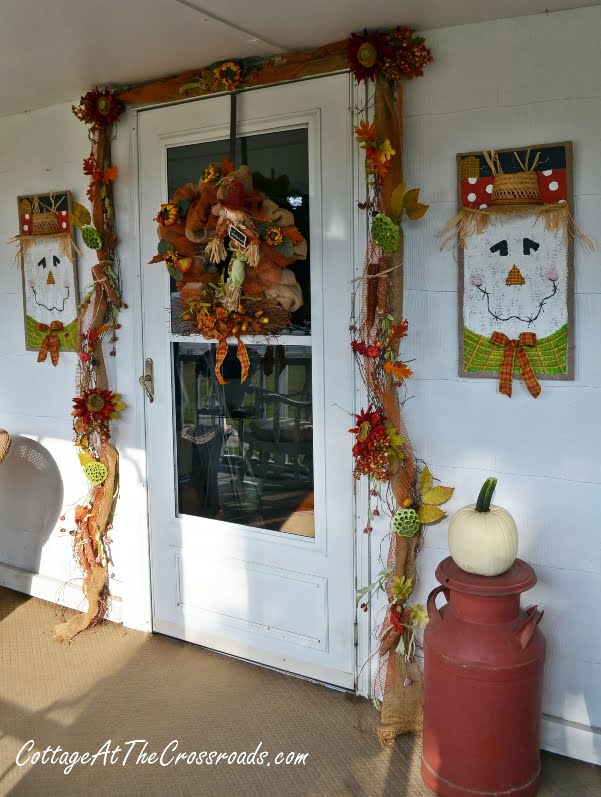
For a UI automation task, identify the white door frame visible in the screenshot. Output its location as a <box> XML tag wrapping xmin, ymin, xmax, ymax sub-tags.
<box><xmin>119</xmin><ymin>74</ymin><xmax>372</xmax><ymax>693</ymax></box>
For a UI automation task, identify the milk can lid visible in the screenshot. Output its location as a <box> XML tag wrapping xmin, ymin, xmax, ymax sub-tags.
<box><xmin>435</xmin><ymin>557</ymin><xmax>537</xmax><ymax>597</ymax></box>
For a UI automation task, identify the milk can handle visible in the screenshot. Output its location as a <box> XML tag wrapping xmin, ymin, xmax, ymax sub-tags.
<box><xmin>427</xmin><ymin>585</ymin><xmax>450</xmax><ymax>625</ymax></box>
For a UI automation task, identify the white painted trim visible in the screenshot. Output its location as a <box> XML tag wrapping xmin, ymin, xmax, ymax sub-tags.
<box><xmin>113</xmin><ymin>108</ymin><xmax>153</xmax><ymax>633</ymax></box>
<box><xmin>541</xmin><ymin>714</ymin><xmax>601</xmax><ymax>766</ymax></box>
<box><xmin>0</xmin><ymin>562</ymin><xmax>122</xmax><ymax>623</ymax></box>
<box><xmin>351</xmin><ymin>78</ymin><xmax>372</xmax><ymax>699</ymax></box>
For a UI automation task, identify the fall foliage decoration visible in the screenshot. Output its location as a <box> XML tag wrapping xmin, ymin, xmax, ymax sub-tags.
<box><xmin>348</xmin><ymin>26</ymin><xmax>441</xmax><ymax>746</ymax></box>
<box><xmin>54</xmin><ymin>88</ymin><xmax>125</xmax><ymax>642</ymax></box>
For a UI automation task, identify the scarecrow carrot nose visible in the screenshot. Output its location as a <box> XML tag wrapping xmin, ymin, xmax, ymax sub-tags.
<box><xmin>505</xmin><ymin>265</ymin><xmax>525</xmax><ymax>286</ymax></box>
<box><xmin>46</xmin><ymin>270</ymin><xmax>55</xmax><ymax>285</ymax></box>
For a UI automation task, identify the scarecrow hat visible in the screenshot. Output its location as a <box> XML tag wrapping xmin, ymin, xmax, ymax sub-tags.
<box><xmin>486</xmin><ymin>149</ymin><xmax>542</xmax><ymax>206</ymax></box>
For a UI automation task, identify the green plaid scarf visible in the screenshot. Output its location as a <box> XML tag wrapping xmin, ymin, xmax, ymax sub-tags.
<box><xmin>464</xmin><ymin>324</ymin><xmax>568</xmax><ymax>375</ymax></box>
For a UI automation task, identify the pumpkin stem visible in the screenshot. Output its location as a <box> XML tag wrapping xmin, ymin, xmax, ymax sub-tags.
<box><xmin>475</xmin><ymin>478</ymin><xmax>497</xmax><ymax>512</ymax></box>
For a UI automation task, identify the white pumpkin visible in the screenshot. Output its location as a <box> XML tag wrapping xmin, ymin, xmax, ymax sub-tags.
<box><xmin>448</xmin><ymin>478</ymin><xmax>518</xmax><ymax>577</ymax></box>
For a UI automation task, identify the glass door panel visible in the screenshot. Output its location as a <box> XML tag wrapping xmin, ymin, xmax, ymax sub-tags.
<box><xmin>166</xmin><ymin>127</ymin><xmax>314</xmax><ymax>536</ymax></box>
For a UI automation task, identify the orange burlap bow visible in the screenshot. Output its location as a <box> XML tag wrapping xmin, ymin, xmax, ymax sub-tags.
<box><xmin>36</xmin><ymin>320</ymin><xmax>64</xmax><ymax>366</ymax></box>
<box><xmin>490</xmin><ymin>331</ymin><xmax>541</xmax><ymax>398</ymax></box>
<box><xmin>215</xmin><ymin>337</ymin><xmax>250</xmax><ymax>385</ymax></box>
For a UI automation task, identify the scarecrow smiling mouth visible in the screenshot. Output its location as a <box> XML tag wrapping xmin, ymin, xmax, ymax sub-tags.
<box><xmin>470</xmin><ymin>263</ymin><xmax>559</xmax><ymax>326</ymax></box>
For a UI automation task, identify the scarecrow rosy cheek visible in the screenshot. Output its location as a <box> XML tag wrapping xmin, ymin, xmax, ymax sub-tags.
<box><xmin>28</xmin><ymin>278</ymin><xmax>35</xmax><ymax>289</ymax></box>
<box><xmin>470</xmin><ymin>274</ymin><xmax>484</xmax><ymax>287</ymax></box>
<box><xmin>63</xmin><ymin>280</ymin><xmax>70</xmax><ymax>289</ymax></box>
<box><xmin>545</xmin><ymin>267</ymin><xmax>559</xmax><ymax>281</ymax></box>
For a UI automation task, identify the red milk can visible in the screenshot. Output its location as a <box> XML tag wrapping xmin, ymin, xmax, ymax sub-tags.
<box><xmin>422</xmin><ymin>557</ymin><xmax>545</xmax><ymax>797</ymax></box>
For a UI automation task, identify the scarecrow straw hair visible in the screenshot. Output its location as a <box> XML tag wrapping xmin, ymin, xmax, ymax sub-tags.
<box><xmin>439</xmin><ymin>203</ymin><xmax>594</xmax><ymax>252</ymax></box>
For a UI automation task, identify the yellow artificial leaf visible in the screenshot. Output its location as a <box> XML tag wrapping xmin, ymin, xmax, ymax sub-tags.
<box><xmin>422</xmin><ymin>486</ymin><xmax>455</xmax><ymax>506</ymax></box>
<box><xmin>408</xmin><ymin>604</ymin><xmax>429</xmax><ymax>628</ymax></box>
<box><xmin>406</xmin><ymin>202</ymin><xmax>429</xmax><ymax>220</ymax></box>
<box><xmin>391</xmin><ymin>575</ymin><xmax>413</xmax><ymax>604</ymax></box>
<box><xmin>71</xmin><ymin>202</ymin><xmax>91</xmax><ymax>228</ymax></box>
<box><xmin>77</xmin><ymin>447</ymin><xmax>94</xmax><ymax>468</ymax></box>
<box><xmin>390</xmin><ymin>181</ymin><xmax>407</xmax><ymax>220</ymax></box>
<box><xmin>403</xmin><ymin>188</ymin><xmax>421</xmax><ymax>207</ymax></box>
<box><xmin>419</xmin><ymin>465</ymin><xmax>433</xmax><ymax>495</ymax></box>
<box><xmin>418</xmin><ymin>505</ymin><xmax>447</xmax><ymax>524</ymax></box>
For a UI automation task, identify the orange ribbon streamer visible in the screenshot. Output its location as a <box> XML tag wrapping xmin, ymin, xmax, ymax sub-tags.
<box><xmin>36</xmin><ymin>320</ymin><xmax>64</xmax><ymax>366</ymax></box>
<box><xmin>214</xmin><ymin>337</ymin><xmax>251</xmax><ymax>385</ymax></box>
<box><xmin>490</xmin><ymin>331</ymin><xmax>541</xmax><ymax>398</ymax></box>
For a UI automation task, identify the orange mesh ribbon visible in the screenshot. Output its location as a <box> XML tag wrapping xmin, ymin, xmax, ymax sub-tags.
<box><xmin>36</xmin><ymin>321</ymin><xmax>64</xmax><ymax>366</ymax></box>
<box><xmin>214</xmin><ymin>337</ymin><xmax>251</xmax><ymax>385</ymax></box>
<box><xmin>491</xmin><ymin>331</ymin><xmax>541</xmax><ymax>398</ymax></box>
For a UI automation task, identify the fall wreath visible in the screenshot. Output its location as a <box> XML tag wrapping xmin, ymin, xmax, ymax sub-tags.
<box><xmin>150</xmin><ymin>161</ymin><xmax>307</xmax><ymax>383</ymax></box>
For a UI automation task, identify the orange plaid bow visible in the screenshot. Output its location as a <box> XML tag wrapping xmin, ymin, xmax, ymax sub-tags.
<box><xmin>490</xmin><ymin>331</ymin><xmax>541</xmax><ymax>399</ymax></box>
<box><xmin>36</xmin><ymin>320</ymin><xmax>64</xmax><ymax>366</ymax></box>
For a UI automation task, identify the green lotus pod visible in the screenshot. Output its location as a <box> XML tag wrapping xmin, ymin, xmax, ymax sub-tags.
<box><xmin>393</xmin><ymin>507</ymin><xmax>420</xmax><ymax>537</ymax></box>
<box><xmin>83</xmin><ymin>461</ymin><xmax>107</xmax><ymax>485</ymax></box>
<box><xmin>371</xmin><ymin>214</ymin><xmax>400</xmax><ymax>254</ymax></box>
<box><xmin>81</xmin><ymin>225</ymin><xmax>103</xmax><ymax>250</ymax></box>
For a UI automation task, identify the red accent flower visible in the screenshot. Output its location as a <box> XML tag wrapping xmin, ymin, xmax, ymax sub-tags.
<box><xmin>349</xmin><ymin>404</ymin><xmax>390</xmax><ymax>481</ymax></box>
<box><xmin>347</xmin><ymin>30</ymin><xmax>391</xmax><ymax>83</ymax></box>
<box><xmin>364</xmin><ymin>344</ymin><xmax>382</xmax><ymax>359</ymax></box>
<box><xmin>389</xmin><ymin>605</ymin><xmax>405</xmax><ymax>633</ymax></box>
<box><xmin>72</xmin><ymin>388</ymin><xmax>123</xmax><ymax>439</ymax></box>
<box><xmin>351</xmin><ymin>340</ymin><xmax>367</xmax><ymax>355</ymax></box>
<box><xmin>73</xmin><ymin>88</ymin><xmax>124</xmax><ymax>128</ymax></box>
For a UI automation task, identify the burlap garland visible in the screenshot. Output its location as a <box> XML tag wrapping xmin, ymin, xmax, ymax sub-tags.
<box><xmin>365</xmin><ymin>78</ymin><xmax>425</xmax><ymax>745</ymax></box>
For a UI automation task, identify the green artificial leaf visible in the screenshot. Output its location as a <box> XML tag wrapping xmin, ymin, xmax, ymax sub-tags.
<box><xmin>419</xmin><ymin>465</ymin><xmax>433</xmax><ymax>495</ymax></box>
<box><xmin>166</xmin><ymin>265</ymin><xmax>183</xmax><ymax>282</ymax></box>
<box><xmin>422</xmin><ymin>486</ymin><xmax>455</xmax><ymax>506</ymax></box>
<box><xmin>70</xmin><ymin>202</ymin><xmax>91</xmax><ymax>228</ymax></box>
<box><xmin>418</xmin><ymin>505</ymin><xmax>446</xmax><ymax>524</ymax></box>
<box><xmin>395</xmin><ymin>636</ymin><xmax>406</xmax><ymax>655</ymax></box>
<box><xmin>390</xmin><ymin>181</ymin><xmax>407</xmax><ymax>220</ymax></box>
<box><xmin>157</xmin><ymin>239</ymin><xmax>175</xmax><ymax>256</ymax></box>
<box><xmin>178</xmin><ymin>198</ymin><xmax>192</xmax><ymax>217</ymax></box>
<box><xmin>408</xmin><ymin>604</ymin><xmax>429</xmax><ymax>628</ymax></box>
<box><xmin>355</xmin><ymin>585</ymin><xmax>372</xmax><ymax>606</ymax></box>
<box><xmin>373</xmin><ymin>697</ymin><xmax>382</xmax><ymax>712</ymax></box>
<box><xmin>276</xmin><ymin>237</ymin><xmax>294</xmax><ymax>257</ymax></box>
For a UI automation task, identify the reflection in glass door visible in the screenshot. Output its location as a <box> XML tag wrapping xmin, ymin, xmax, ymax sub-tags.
<box><xmin>167</xmin><ymin>129</ymin><xmax>315</xmax><ymax>536</ymax></box>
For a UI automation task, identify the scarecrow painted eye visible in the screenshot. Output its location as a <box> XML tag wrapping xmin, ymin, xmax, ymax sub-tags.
<box><xmin>489</xmin><ymin>240</ymin><xmax>508</xmax><ymax>257</ymax></box>
<box><xmin>523</xmin><ymin>238</ymin><xmax>540</xmax><ymax>256</ymax></box>
<box><xmin>37</xmin><ymin>257</ymin><xmax>47</xmax><ymax>268</ymax></box>
<box><xmin>53</xmin><ymin>255</ymin><xmax>61</xmax><ymax>267</ymax></box>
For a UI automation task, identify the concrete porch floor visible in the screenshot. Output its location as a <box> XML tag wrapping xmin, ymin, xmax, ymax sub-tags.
<box><xmin>0</xmin><ymin>586</ymin><xmax>599</xmax><ymax>796</ymax></box>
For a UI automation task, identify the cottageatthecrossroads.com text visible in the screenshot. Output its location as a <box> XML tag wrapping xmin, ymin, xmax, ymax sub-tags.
<box><xmin>16</xmin><ymin>740</ymin><xmax>309</xmax><ymax>774</ymax></box>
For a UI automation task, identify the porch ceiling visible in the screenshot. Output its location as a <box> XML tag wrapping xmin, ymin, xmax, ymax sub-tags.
<box><xmin>2</xmin><ymin>0</ymin><xmax>598</xmax><ymax>117</ymax></box>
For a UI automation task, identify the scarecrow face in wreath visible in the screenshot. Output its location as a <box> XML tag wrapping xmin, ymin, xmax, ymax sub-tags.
<box><xmin>464</xmin><ymin>211</ymin><xmax>568</xmax><ymax>340</ymax></box>
<box><xmin>24</xmin><ymin>237</ymin><xmax>76</xmax><ymax>326</ymax></box>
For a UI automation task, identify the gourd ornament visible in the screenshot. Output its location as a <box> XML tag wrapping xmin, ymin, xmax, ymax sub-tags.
<box><xmin>448</xmin><ymin>478</ymin><xmax>518</xmax><ymax>577</ymax></box>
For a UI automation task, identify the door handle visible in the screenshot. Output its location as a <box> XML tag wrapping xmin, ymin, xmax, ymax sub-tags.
<box><xmin>139</xmin><ymin>358</ymin><xmax>154</xmax><ymax>403</ymax></box>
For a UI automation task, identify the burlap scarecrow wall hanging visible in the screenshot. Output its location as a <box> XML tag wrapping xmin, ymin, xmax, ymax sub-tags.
<box><xmin>15</xmin><ymin>191</ymin><xmax>79</xmax><ymax>365</ymax></box>
<box><xmin>442</xmin><ymin>142</ymin><xmax>592</xmax><ymax>398</ymax></box>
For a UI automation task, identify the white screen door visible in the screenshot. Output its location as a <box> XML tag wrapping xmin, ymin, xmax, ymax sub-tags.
<box><xmin>138</xmin><ymin>74</ymin><xmax>355</xmax><ymax>687</ymax></box>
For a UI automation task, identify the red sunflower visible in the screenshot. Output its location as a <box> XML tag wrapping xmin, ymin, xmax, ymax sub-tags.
<box><xmin>72</xmin><ymin>388</ymin><xmax>124</xmax><ymax>438</ymax></box>
<box><xmin>349</xmin><ymin>404</ymin><xmax>390</xmax><ymax>481</ymax></box>
<box><xmin>347</xmin><ymin>30</ymin><xmax>391</xmax><ymax>83</ymax></box>
<box><xmin>72</xmin><ymin>88</ymin><xmax>124</xmax><ymax>128</ymax></box>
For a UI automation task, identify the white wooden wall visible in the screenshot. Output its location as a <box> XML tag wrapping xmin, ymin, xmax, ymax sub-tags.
<box><xmin>372</xmin><ymin>5</ymin><xmax>601</xmax><ymax>762</ymax></box>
